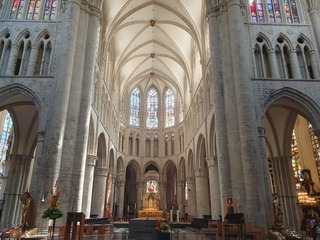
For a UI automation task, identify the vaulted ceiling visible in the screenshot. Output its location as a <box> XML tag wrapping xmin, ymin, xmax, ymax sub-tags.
<box><xmin>101</xmin><ymin>0</ymin><xmax>207</xmax><ymax>100</ymax></box>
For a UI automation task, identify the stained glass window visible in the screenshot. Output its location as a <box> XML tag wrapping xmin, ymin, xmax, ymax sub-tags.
<box><xmin>267</xmin><ymin>0</ymin><xmax>282</xmax><ymax>23</ymax></box>
<box><xmin>9</xmin><ymin>0</ymin><xmax>59</xmax><ymax>20</ymax></box>
<box><xmin>146</xmin><ymin>179</ymin><xmax>159</xmax><ymax>193</ymax></box>
<box><xmin>27</xmin><ymin>0</ymin><xmax>41</xmax><ymax>19</ymax></box>
<box><xmin>283</xmin><ymin>0</ymin><xmax>299</xmax><ymax>23</ymax></box>
<box><xmin>0</xmin><ymin>111</ymin><xmax>13</xmax><ymax>181</ymax></box>
<box><xmin>249</xmin><ymin>0</ymin><xmax>299</xmax><ymax>23</ymax></box>
<box><xmin>129</xmin><ymin>87</ymin><xmax>140</xmax><ymax>126</ymax></box>
<box><xmin>250</xmin><ymin>0</ymin><xmax>264</xmax><ymax>23</ymax></box>
<box><xmin>43</xmin><ymin>0</ymin><xmax>57</xmax><ymax>20</ymax></box>
<box><xmin>146</xmin><ymin>88</ymin><xmax>158</xmax><ymax>128</ymax></box>
<box><xmin>179</xmin><ymin>95</ymin><xmax>183</xmax><ymax>123</ymax></box>
<box><xmin>308</xmin><ymin>122</ymin><xmax>320</xmax><ymax>177</ymax></box>
<box><xmin>10</xmin><ymin>0</ymin><xmax>25</xmax><ymax>19</ymax></box>
<box><xmin>165</xmin><ymin>88</ymin><xmax>175</xmax><ymax>128</ymax></box>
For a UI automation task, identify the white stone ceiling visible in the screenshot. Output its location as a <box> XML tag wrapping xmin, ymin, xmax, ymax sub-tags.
<box><xmin>102</xmin><ymin>0</ymin><xmax>206</xmax><ymax>96</ymax></box>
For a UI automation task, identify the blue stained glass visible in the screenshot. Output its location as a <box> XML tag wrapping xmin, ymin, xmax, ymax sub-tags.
<box><xmin>129</xmin><ymin>87</ymin><xmax>140</xmax><ymax>126</ymax></box>
<box><xmin>165</xmin><ymin>89</ymin><xmax>175</xmax><ymax>127</ymax></box>
<box><xmin>146</xmin><ymin>88</ymin><xmax>158</xmax><ymax>128</ymax></box>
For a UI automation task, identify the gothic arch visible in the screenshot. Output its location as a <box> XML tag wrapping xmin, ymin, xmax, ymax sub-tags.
<box><xmin>196</xmin><ymin>134</ymin><xmax>206</xmax><ymax>169</ymax></box>
<box><xmin>261</xmin><ymin>87</ymin><xmax>320</xmax><ymax>130</ymax></box>
<box><xmin>187</xmin><ymin>149</ymin><xmax>194</xmax><ymax>178</ymax></box>
<box><xmin>97</xmin><ymin>133</ymin><xmax>107</xmax><ymax>168</ymax></box>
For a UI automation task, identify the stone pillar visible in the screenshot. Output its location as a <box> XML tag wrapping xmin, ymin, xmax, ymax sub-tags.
<box><xmin>26</xmin><ymin>45</ymin><xmax>38</xmax><ymax>75</ymax></box>
<box><xmin>308</xmin><ymin>4</ymin><xmax>320</xmax><ymax>52</ymax></box>
<box><xmin>187</xmin><ymin>177</ymin><xmax>196</xmax><ymax>218</ymax></box>
<box><xmin>118</xmin><ymin>180</ymin><xmax>125</xmax><ymax>218</ymax></box>
<box><xmin>257</xmin><ymin>127</ymin><xmax>273</xmax><ymax>228</ymax></box>
<box><xmin>206</xmin><ymin>1</ymin><xmax>232</xmax><ymax>219</ymax></box>
<box><xmin>81</xmin><ymin>155</ymin><xmax>97</xmax><ymax>217</ymax></box>
<box><xmin>195</xmin><ymin>169</ymin><xmax>210</xmax><ymax>218</ymax></box>
<box><xmin>177</xmin><ymin>180</ymin><xmax>184</xmax><ymax>216</ymax></box>
<box><xmin>288</xmin><ymin>50</ymin><xmax>301</xmax><ymax>78</ymax></box>
<box><xmin>40</xmin><ymin>1</ymin><xmax>82</xmax><ymax>221</ymax></box>
<box><xmin>61</xmin><ymin>1</ymin><xmax>101</xmax><ymax>214</ymax></box>
<box><xmin>1</xmin><ymin>154</ymin><xmax>33</xmax><ymax>229</ymax></box>
<box><xmin>110</xmin><ymin>176</ymin><xmax>116</xmax><ymax>218</ymax></box>
<box><xmin>309</xmin><ymin>50</ymin><xmax>320</xmax><ymax>79</ymax></box>
<box><xmin>206</xmin><ymin>157</ymin><xmax>221</xmax><ymax>219</ymax></box>
<box><xmin>227</xmin><ymin>0</ymin><xmax>266</xmax><ymax>225</ymax></box>
<box><xmin>159</xmin><ymin>181</ymin><xmax>167</xmax><ymax>211</ymax></box>
<box><xmin>91</xmin><ymin>166</ymin><xmax>108</xmax><ymax>217</ymax></box>
<box><xmin>136</xmin><ymin>181</ymin><xmax>143</xmax><ymax>210</ymax></box>
<box><xmin>268</xmin><ymin>50</ymin><xmax>280</xmax><ymax>78</ymax></box>
<box><xmin>5</xmin><ymin>45</ymin><xmax>18</xmax><ymax>75</ymax></box>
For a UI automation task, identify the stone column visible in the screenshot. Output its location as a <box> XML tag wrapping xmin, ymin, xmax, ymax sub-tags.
<box><xmin>187</xmin><ymin>177</ymin><xmax>196</xmax><ymax>218</ymax></box>
<box><xmin>159</xmin><ymin>181</ymin><xmax>167</xmax><ymax>211</ymax></box>
<box><xmin>40</xmin><ymin>1</ymin><xmax>82</xmax><ymax>220</ymax></box>
<box><xmin>288</xmin><ymin>50</ymin><xmax>301</xmax><ymax>78</ymax></box>
<box><xmin>268</xmin><ymin>50</ymin><xmax>280</xmax><ymax>78</ymax></box>
<box><xmin>308</xmin><ymin>4</ymin><xmax>320</xmax><ymax>52</ymax></box>
<box><xmin>206</xmin><ymin>1</ymin><xmax>232</xmax><ymax>218</ymax></box>
<box><xmin>5</xmin><ymin>45</ymin><xmax>18</xmax><ymax>75</ymax></box>
<box><xmin>309</xmin><ymin>50</ymin><xmax>320</xmax><ymax>79</ymax></box>
<box><xmin>109</xmin><ymin>176</ymin><xmax>116</xmax><ymax>218</ymax></box>
<box><xmin>118</xmin><ymin>180</ymin><xmax>125</xmax><ymax>218</ymax></box>
<box><xmin>177</xmin><ymin>180</ymin><xmax>184</xmax><ymax>216</ymax></box>
<box><xmin>195</xmin><ymin>169</ymin><xmax>210</xmax><ymax>218</ymax></box>
<box><xmin>206</xmin><ymin>157</ymin><xmax>221</xmax><ymax>219</ymax></box>
<box><xmin>91</xmin><ymin>166</ymin><xmax>108</xmax><ymax>217</ymax></box>
<box><xmin>257</xmin><ymin>127</ymin><xmax>273</xmax><ymax>228</ymax></box>
<box><xmin>227</xmin><ymin>0</ymin><xmax>266</xmax><ymax>225</ymax></box>
<box><xmin>62</xmin><ymin>1</ymin><xmax>101</xmax><ymax>214</ymax></box>
<box><xmin>81</xmin><ymin>155</ymin><xmax>97</xmax><ymax>217</ymax></box>
<box><xmin>1</xmin><ymin>154</ymin><xmax>33</xmax><ymax>229</ymax></box>
<box><xmin>26</xmin><ymin>45</ymin><xmax>38</xmax><ymax>75</ymax></box>
<box><xmin>136</xmin><ymin>181</ymin><xmax>143</xmax><ymax>210</ymax></box>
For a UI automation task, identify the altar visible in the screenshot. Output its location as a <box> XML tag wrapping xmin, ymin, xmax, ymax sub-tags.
<box><xmin>138</xmin><ymin>208</ymin><xmax>163</xmax><ymax>219</ymax></box>
<box><xmin>138</xmin><ymin>180</ymin><xmax>163</xmax><ymax>219</ymax></box>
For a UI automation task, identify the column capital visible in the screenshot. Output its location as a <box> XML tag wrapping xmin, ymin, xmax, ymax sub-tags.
<box><xmin>177</xmin><ymin>180</ymin><xmax>185</xmax><ymax>186</ymax></box>
<box><xmin>86</xmin><ymin>154</ymin><xmax>97</xmax><ymax>166</ymax></box>
<box><xmin>118</xmin><ymin>180</ymin><xmax>126</xmax><ymax>187</ymax></box>
<box><xmin>187</xmin><ymin>176</ymin><xmax>195</xmax><ymax>184</ymax></box>
<box><xmin>136</xmin><ymin>181</ymin><xmax>144</xmax><ymax>187</ymax></box>
<box><xmin>95</xmin><ymin>166</ymin><xmax>108</xmax><ymax>176</ymax></box>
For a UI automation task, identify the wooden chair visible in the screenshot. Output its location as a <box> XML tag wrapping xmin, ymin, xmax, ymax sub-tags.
<box><xmin>201</xmin><ymin>220</ymin><xmax>223</xmax><ymax>240</ymax></box>
<box><xmin>98</xmin><ymin>224</ymin><xmax>106</xmax><ymax>235</ymax></box>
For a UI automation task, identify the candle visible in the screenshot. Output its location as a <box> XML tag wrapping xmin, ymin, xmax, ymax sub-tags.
<box><xmin>177</xmin><ymin>210</ymin><xmax>180</xmax><ymax>223</ymax></box>
<box><xmin>134</xmin><ymin>203</ymin><xmax>136</xmax><ymax>209</ymax></box>
<box><xmin>165</xmin><ymin>204</ymin><xmax>167</xmax><ymax>210</ymax></box>
<box><xmin>127</xmin><ymin>205</ymin><xmax>129</xmax><ymax>211</ymax></box>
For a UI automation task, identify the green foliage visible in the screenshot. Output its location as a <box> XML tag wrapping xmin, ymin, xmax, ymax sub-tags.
<box><xmin>42</xmin><ymin>206</ymin><xmax>63</xmax><ymax>220</ymax></box>
<box><xmin>159</xmin><ymin>222</ymin><xmax>171</xmax><ymax>232</ymax></box>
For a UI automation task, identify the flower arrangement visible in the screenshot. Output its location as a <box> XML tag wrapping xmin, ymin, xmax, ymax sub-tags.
<box><xmin>42</xmin><ymin>180</ymin><xmax>63</xmax><ymax>220</ymax></box>
<box><xmin>159</xmin><ymin>222</ymin><xmax>171</xmax><ymax>232</ymax></box>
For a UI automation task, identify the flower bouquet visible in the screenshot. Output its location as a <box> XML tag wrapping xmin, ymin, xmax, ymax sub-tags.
<box><xmin>43</xmin><ymin>180</ymin><xmax>63</xmax><ymax>220</ymax></box>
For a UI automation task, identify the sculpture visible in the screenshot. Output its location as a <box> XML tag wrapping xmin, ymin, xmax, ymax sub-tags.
<box><xmin>20</xmin><ymin>192</ymin><xmax>33</xmax><ymax>230</ymax></box>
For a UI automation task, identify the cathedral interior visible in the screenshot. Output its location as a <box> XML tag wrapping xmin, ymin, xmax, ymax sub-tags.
<box><xmin>1</xmin><ymin>0</ymin><xmax>320</xmax><ymax>238</ymax></box>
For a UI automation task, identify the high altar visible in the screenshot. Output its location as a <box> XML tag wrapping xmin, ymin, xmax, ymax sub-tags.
<box><xmin>138</xmin><ymin>180</ymin><xmax>163</xmax><ymax>218</ymax></box>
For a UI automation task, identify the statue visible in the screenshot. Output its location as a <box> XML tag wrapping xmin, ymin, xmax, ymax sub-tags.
<box><xmin>272</xmin><ymin>194</ymin><xmax>284</xmax><ymax>230</ymax></box>
<box><xmin>20</xmin><ymin>192</ymin><xmax>33</xmax><ymax>230</ymax></box>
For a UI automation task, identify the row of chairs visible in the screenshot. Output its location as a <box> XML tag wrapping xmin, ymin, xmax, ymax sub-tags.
<box><xmin>201</xmin><ymin>221</ymin><xmax>265</xmax><ymax>240</ymax></box>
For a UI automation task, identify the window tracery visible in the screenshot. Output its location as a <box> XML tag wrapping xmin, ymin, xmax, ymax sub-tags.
<box><xmin>130</xmin><ymin>87</ymin><xmax>140</xmax><ymax>127</ymax></box>
<box><xmin>9</xmin><ymin>0</ymin><xmax>58</xmax><ymax>20</ymax></box>
<box><xmin>146</xmin><ymin>88</ymin><xmax>158</xmax><ymax>128</ymax></box>
<box><xmin>165</xmin><ymin>88</ymin><xmax>174</xmax><ymax>128</ymax></box>
<box><xmin>249</xmin><ymin>0</ymin><xmax>300</xmax><ymax>23</ymax></box>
